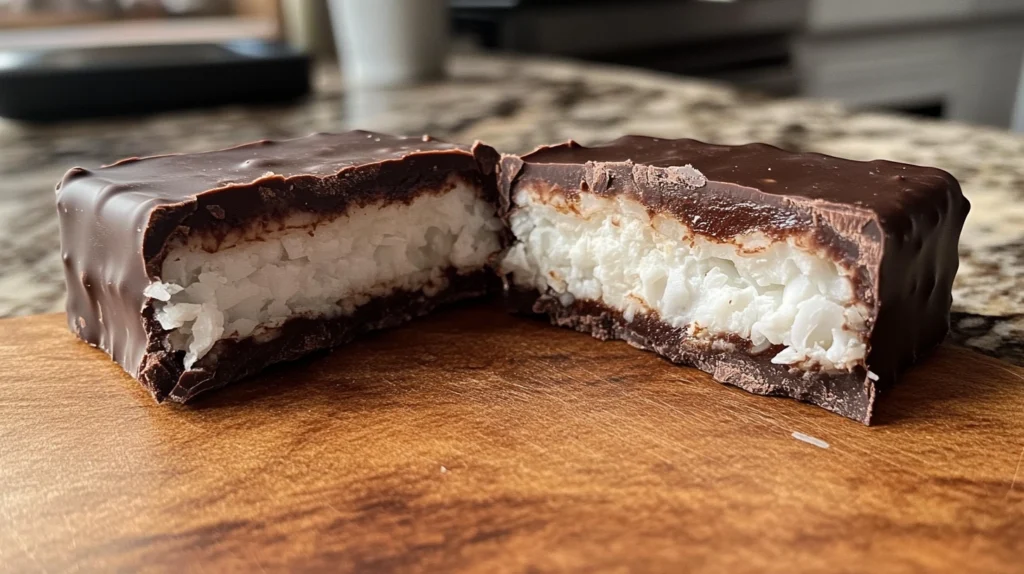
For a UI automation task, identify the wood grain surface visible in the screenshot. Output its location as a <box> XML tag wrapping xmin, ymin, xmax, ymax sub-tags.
<box><xmin>1</xmin><ymin>304</ymin><xmax>1023</xmax><ymax>573</ymax></box>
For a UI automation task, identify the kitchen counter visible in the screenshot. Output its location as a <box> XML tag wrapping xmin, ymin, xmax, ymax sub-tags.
<box><xmin>1</xmin><ymin>53</ymin><xmax>1021</xmax><ymax>364</ymax></box>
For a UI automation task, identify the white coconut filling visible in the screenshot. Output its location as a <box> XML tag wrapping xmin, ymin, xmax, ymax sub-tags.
<box><xmin>501</xmin><ymin>188</ymin><xmax>870</xmax><ymax>372</ymax></box>
<box><xmin>144</xmin><ymin>181</ymin><xmax>503</xmax><ymax>369</ymax></box>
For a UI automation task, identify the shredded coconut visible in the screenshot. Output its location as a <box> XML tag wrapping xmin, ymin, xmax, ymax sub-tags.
<box><xmin>148</xmin><ymin>180</ymin><xmax>502</xmax><ymax>369</ymax></box>
<box><xmin>501</xmin><ymin>186</ymin><xmax>870</xmax><ymax>372</ymax></box>
<box><xmin>792</xmin><ymin>432</ymin><xmax>830</xmax><ymax>449</ymax></box>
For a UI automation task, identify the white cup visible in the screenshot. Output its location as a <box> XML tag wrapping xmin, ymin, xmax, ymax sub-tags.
<box><xmin>329</xmin><ymin>0</ymin><xmax>449</xmax><ymax>89</ymax></box>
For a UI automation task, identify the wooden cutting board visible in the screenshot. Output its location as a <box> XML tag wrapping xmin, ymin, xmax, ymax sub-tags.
<box><xmin>2</xmin><ymin>305</ymin><xmax>1022</xmax><ymax>573</ymax></box>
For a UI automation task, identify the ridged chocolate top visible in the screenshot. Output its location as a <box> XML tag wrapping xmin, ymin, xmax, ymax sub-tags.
<box><xmin>57</xmin><ymin>131</ymin><xmax>500</xmax><ymax>394</ymax></box>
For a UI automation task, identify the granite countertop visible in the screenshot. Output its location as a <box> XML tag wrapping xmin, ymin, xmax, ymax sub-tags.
<box><xmin>1</xmin><ymin>54</ymin><xmax>1021</xmax><ymax>365</ymax></box>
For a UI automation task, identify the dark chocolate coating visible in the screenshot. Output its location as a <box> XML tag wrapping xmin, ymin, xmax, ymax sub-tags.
<box><xmin>499</xmin><ymin>136</ymin><xmax>970</xmax><ymax>423</ymax></box>
<box><xmin>57</xmin><ymin>131</ymin><xmax>501</xmax><ymax>402</ymax></box>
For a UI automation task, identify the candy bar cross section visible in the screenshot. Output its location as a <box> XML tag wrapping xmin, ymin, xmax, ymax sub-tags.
<box><xmin>498</xmin><ymin>136</ymin><xmax>969</xmax><ymax>423</ymax></box>
<box><xmin>57</xmin><ymin>131</ymin><xmax>969</xmax><ymax>424</ymax></box>
<box><xmin>57</xmin><ymin>131</ymin><xmax>504</xmax><ymax>402</ymax></box>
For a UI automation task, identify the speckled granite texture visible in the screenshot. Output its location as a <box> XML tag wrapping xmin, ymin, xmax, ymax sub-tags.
<box><xmin>1</xmin><ymin>54</ymin><xmax>1021</xmax><ymax>365</ymax></box>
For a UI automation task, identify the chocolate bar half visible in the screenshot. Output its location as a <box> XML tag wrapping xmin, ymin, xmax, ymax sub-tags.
<box><xmin>498</xmin><ymin>137</ymin><xmax>969</xmax><ymax>423</ymax></box>
<box><xmin>58</xmin><ymin>131</ymin><xmax>503</xmax><ymax>402</ymax></box>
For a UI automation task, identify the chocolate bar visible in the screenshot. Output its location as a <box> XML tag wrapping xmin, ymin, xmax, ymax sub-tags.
<box><xmin>497</xmin><ymin>136</ymin><xmax>969</xmax><ymax>423</ymax></box>
<box><xmin>57</xmin><ymin>131</ymin><xmax>968</xmax><ymax>422</ymax></box>
<box><xmin>58</xmin><ymin>131</ymin><xmax>503</xmax><ymax>402</ymax></box>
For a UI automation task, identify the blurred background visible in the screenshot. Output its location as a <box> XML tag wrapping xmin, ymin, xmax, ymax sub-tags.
<box><xmin>1</xmin><ymin>0</ymin><xmax>1024</xmax><ymax>127</ymax></box>
<box><xmin>2</xmin><ymin>0</ymin><xmax>1023</xmax><ymax>361</ymax></box>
